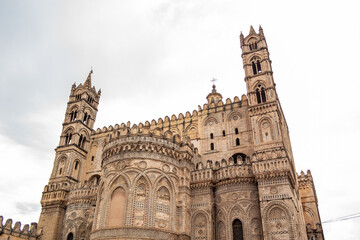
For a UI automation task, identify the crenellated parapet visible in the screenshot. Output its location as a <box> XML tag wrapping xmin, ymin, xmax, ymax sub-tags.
<box><xmin>298</xmin><ymin>170</ymin><xmax>314</xmax><ymax>190</ymax></box>
<box><xmin>92</xmin><ymin>95</ymin><xmax>247</xmax><ymax>137</ymax></box>
<box><xmin>190</xmin><ymin>155</ymin><xmax>254</xmax><ymax>188</ymax></box>
<box><xmin>0</xmin><ymin>216</ymin><xmax>42</xmax><ymax>239</ymax></box>
<box><xmin>41</xmin><ymin>182</ymin><xmax>71</xmax><ymax>207</ymax></box>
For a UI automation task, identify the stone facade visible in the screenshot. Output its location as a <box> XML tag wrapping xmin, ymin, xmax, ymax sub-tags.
<box><xmin>37</xmin><ymin>26</ymin><xmax>324</xmax><ymax>240</ymax></box>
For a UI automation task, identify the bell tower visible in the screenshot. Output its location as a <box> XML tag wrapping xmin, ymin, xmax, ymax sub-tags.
<box><xmin>38</xmin><ymin>70</ymin><xmax>101</xmax><ymax>240</ymax></box>
<box><xmin>242</xmin><ymin>26</ymin><xmax>308</xmax><ymax>239</ymax></box>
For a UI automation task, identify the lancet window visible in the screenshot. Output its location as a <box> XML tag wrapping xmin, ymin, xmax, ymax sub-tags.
<box><xmin>252</xmin><ymin>60</ymin><xmax>262</xmax><ymax>75</ymax></box>
<box><xmin>232</xmin><ymin>219</ymin><xmax>244</xmax><ymax>240</ymax></box>
<box><xmin>255</xmin><ymin>85</ymin><xmax>267</xmax><ymax>104</ymax></box>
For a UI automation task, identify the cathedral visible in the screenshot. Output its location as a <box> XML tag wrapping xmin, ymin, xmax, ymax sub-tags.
<box><xmin>0</xmin><ymin>26</ymin><xmax>324</xmax><ymax>240</ymax></box>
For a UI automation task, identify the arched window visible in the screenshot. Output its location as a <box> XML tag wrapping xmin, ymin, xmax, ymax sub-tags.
<box><xmin>232</xmin><ymin>219</ymin><xmax>244</xmax><ymax>240</ymax></box>
<box><xmin>83</xmin><ymin>112</ymin><xmax>88</xmax><ymax>123</ymax></box>
<box><xmin>261</xmin><ymin>87</ymin><xmax>266</xmax><ymax>102</ymax></box>
<box><xmin>65</xmin><ymin>133</ymin><xmax>72</xmax><ymax>145</ymax></box>
<box><xmin>74</xmin><ymin>161</ymin><xmax>79</xmax><ymax>170</ymax></box>
<box><xmin>252</xmin><ymin>62</ymin><xmax>257</xmax><ymax>75</ymax></box>
<box><xmin>59</xmin><ymin>168</ymin><xmax>62</xmax><ymax>175</ymax></box>
<box><xmin>67</xmin><ymin>233</ymin><xmax>74</xmax><ymax>240</ymax></box>
<box><xmin>236</xmin><ymin>138</ymin><xmax>240</xmax><ymax>146</ymax></box>
<box><xmin>222</xmin><ymin>130</ymin><xmax>226</xmax><ymax>136</ymax></box>
<box><xmin>210</xmin><ymin>143</ymin><xmax>214</xmax><ymax>150</ymax></box>
<box><xmin>70</xmin><ymin>111</ymin><xmax>77</xmax><ymax>121</ymax></box>
<box><xmin>255</xmin><ymin>85</ymin><xmax>267</xmax><ymax>104</ymax></box>
<box><xmin>251</xmin><ymin>60</ymin><xmax>262</xmax><ymax>75</ymax></box>
<box><xmin>257</xmin><ymin>60</ymin><xmax>262</xmax><ymax>73</ymax></box>
<box><xmin>235</xmin><ymin>128</ymin><xmax>239</xmax><ymax>134</ymax></box>
<box><xmin>78</xmin><ymin>135</ymin><xmax>86</xmax><ymax>148</ymax></box>
<box><xmin>210</xmin><ymin>133</ymin><xmax>214</xmax><ymax>139</ymax></box>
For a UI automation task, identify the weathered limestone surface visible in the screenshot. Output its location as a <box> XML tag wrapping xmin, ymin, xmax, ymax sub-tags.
<box><xmin>32</xmin><ymin>26</ymin><xmax>324</xmax><ymax>240</ymax></box>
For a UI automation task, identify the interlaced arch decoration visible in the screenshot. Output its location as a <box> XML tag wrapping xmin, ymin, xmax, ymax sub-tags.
<box><xmin>191</xmin><ymin>211</ymin><xmax>209</xmax><ymax>240</ymax></box>
<box><xmin>263</xmin><ymin>202</ymin><xmax>295</xmax><ymax>240</ymax></box>
<box><xmin>203</xmin><ymin>116</ymin><xmax>219</xmax><ymax>126</ymax></box>
<box><xmin>258</xmin><ymin>117</ymin><xmax>274</xmax><ymax>142</ymax></box>
<box><xmin>132</xmin><ymin>176</ymin><xmax>150</xmax><ymax>227</ymax></box>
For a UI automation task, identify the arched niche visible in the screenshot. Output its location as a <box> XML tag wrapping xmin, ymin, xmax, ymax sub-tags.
<box><xmin>107</xmin><ymin>187</ymin><xmax>127</xmax><ymax>227</ymax></box>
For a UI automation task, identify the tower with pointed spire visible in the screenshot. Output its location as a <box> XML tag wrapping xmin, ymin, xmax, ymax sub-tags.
<box><xmin>38</xmin><ymin>70</ymin><xmax>101</xmax><ymax>240</ymax></box>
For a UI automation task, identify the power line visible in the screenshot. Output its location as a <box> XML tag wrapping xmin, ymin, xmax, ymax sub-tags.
<box><xmin>322</xmin><ymin>212</ymin><xmax>360</xmax><ymax>224</ymax></box>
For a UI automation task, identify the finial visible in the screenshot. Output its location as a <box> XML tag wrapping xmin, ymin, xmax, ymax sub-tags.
<box><xmin>211</xmin><ymin>78</ymin><xmax>217</xmax><ymax>93</ymax></box>
<box><xmin>259</xmin><ymin>25</ymin><xmax>264</xmax><ymax>38</ymax></box>
<box><xmin>240</xmin><ymin>31</ymin><xmax>244</xmax><ymax>46</ymax></box>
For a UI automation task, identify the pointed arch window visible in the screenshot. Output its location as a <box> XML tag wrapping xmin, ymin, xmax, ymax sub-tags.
<box><xmin>65</xmin><ymin>133</ymin><xmax>72</xmax><ymax>145</ymax></box>
<box><xmin>256</xmin><ymin>85</ymin><xmax>267</xmax><ymax>104</ymax></box>
<box><xmin>210</xmin><ymin>133</ymin><xmax>214</xmax><ymax>139</ymax></box>
<box><xmin>236</xmin><ymin>138</ymin><xmax>240</xmax><ymax>146</ymax></box>
<box><xmin>74</xmin><ymin>161</ymin><xmax>79</xmax><ymax>170</ymax></box>
<box><xmin>70</xmin><ymin>111</ymin><xmax>77</xmax><ymax>121</ymax></box>
<box><xmin>67</xmin><ymin>233</ymin><xmax>74</xmax><ymax>240</ymax></box>
<box><xmin>235</xmin><ymin>128</ymin><xmax>239</xmax><ymax>134</ymax></box>
<box><xmin>78</xmin><ymin>135</ymin><xmax>86</xmax><ymax>149</ymax></box>
<box><xmin>252</xmin><ymin>60</ymin><xmax>262</xmax><ymax>75</ymax></box>
<box><xmin>232</xmin><ymin>219</ymin><xmax>244</xmax><ymax>240</ymax></box>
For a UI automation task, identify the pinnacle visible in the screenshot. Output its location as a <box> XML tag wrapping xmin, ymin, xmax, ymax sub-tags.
<box><xmin>249</xmin><ymin>25</ymin><xmax>256</xmax><ymax>35</ymax></box>
<box><xmin>84</xmin><ymin>69</ymin><xmax>93</xmax><ymax>88</ymax></box>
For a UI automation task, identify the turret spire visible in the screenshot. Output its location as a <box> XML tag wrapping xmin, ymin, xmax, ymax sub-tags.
<box><xmin>249</xmin><ymin>25</ymin><xmax>256</xmax><ymax>35</ymax></box>
<box><xmin>84</xmin><ymin>68</ymin><xmax>93</xmax><ymax>88</ymax></box>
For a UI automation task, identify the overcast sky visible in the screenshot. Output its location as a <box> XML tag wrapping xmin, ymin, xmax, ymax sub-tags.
<box><xmin>0</xmin><ymin>1</ymin><xmax>359</xmax><ymax>239</ymax></box>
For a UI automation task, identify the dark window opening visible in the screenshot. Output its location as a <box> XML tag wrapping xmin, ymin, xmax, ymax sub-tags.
<box><xmin>70</xmin><ymin>111</ymin><xmax>77</xmax><ymax>121</ymax></box>
<box><xmin>210</xmin><ymin>143</ymin><xmax>214</xmax><ymax>151</ymax></box>
<box><xmin>65</xmin><ymin>133</ymin><xmax>72</xmax><ymax>145</ymax></box>
<box><xmin>91</xmin><ymin>156</ymin><xmax>94</xmax><ymax>161</ymax></box>
<box><xmin>67</xmin><ymin>233</ymin><xmax>74</xmax><ymax>240</ymax></box>
<box><xmin>222</xmin><ymin>130</ymin><xmax>226</xmax><ymax>136</ymax></box>
<box><xmin>232</xmin><ymin>153</ymin><xmax>247</xmax><ymax>165</ymax></box>
<box><xmin>232</xmin><ymin>219</ymin><xmax>244</xmax><ymax>240</ymax></box>
<box><xmin>235</xmin><ymin>128</ymin><xmax>239</xmax><ymax>134</ymax></box>
<box><xmin>252</xmin><ymin>62</ymin><xmax>257</xmax><ymax>75</ymax></box>
<box><xmin>257</xmin><ymin>60</ymin><xmax>262</xmax><ymax>73</ymax></box>
<box><xmin>75</xmin><ymin>161</ymin><xmax>79</xmax><ymax>170</ymax></box>
<box><xmin>255</xmin><ymin>42</ymin><xmax>258</xmax><ymax>49</ymax></box>
<box><xmin>261</xmin><ymin>87</ymin><xmax>267</xmax><ymax>102</ymax></box>
<box><xmin>59</xmin><ymin>168</ymin><xmax>62</xmax><ymax>175</ymax></box>
<box><xmin>210</xmin><ymin>133</ymin><xmax>214</xmax><ymax>139</ymax></box>
<box><xmin>256</xmin><ymin>89</ymin><xmax>261</xmax><ymax>103</ymax></box>
<box><xmin>236</xmin><ymin>138</ymin><xmax>240</xmax><ymax>146</ymax></box>
<box><xmin>86</xmin><ymin>115</ymin><xmax>90</xmax><ymax>125</ymax></box>
<box><xmin>83</xmin><ymin>113</ymin><xmax>88</xmax><ymax>123</ymax></box>
<box><xmin>252</xmin><ymin>60</ymin><xmax>262</xmax><ymax>75</ymax></box>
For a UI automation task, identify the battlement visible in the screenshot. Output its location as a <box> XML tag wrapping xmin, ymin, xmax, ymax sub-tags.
<box><xmin>298</xmin><ymin>170</ymin><xmax>314</xmax><ymax>190</ymax></box>
<box><xmin>0</xmin><ymin>216</ymin><xmax>42</xmax><ymax>239</ymax></box>
<box><xmin>191</xmin><ymin>155</ymin><xmax>254</xmax><ymax>187</ymax></box>
<box><xmin>92</xmin><ymin>95</ymin><xmax>247</xmax><ymax>136</ymax></box>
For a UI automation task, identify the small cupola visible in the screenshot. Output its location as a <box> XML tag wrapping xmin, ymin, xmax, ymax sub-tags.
<box><xmin>206</xmin><ymin>80</ymin><xmax>222</xmax><ymax>105</ymax></box>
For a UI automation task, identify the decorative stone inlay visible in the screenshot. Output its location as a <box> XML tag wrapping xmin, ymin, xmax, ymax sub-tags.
<box><xmin>162</xmin><ymin>164</ymin><xmax>170</xmax><ymax>173</ymax></box>
<box><xmin>138</xmin><ymin>161</ymin><xmax>147</xmax><ymax>169</ymax></box>
<box><xmin>270</xmin><ymin>187</ymin><xmax>278</xmax><ymax>194</ymax></box>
